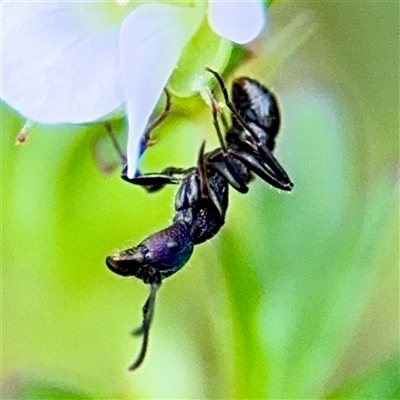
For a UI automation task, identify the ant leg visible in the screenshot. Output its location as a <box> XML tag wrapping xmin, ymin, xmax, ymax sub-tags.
<box><xmin>145</xmin><ymin>89</ymin><xmax>172</xmax><ymax>134</ymax></box>
<box><xmin>129</xmin><ymin>281</ymin><xmax>161</xmax><ymax>371</ymax></box>
<box><xmin>104</xmin><ymin>121</ymin><xmax>127</xmax><ymax>164</ymax></box>
<box><xmin>127</xmin><ymin>89</ymin><xmax>174</xmax><ymax>191</ymax></box>
<box><xmin>138</xmin><ymin>89</ymin><xmax>172</xmax><ymax>158</ymax></box>
<box><xmin>117</xmin><ymin>89</ymin><xmax>181</xmax><ymax>192</ymax></box>
<box><xmin>211</xmin><ymin>160</ymin><xmax>249</xmax><ymax>194</ymax></box>
<box><xmin>105</xmin><ymin>89</ymin><xmax>171</xmax><ymax>175</ymax></box>
<box><xmin>197</xmin><ymin>141</ymin><xmax>209</xmax><ymax>199</ymax></box>
<box><xmin>122</xmin><ymin>166</ymin><xmax>189</xmax><ymax>193</ymax></box>
<box><xmin>197</xmin><ymin>142</ymin><xmax>226</xmax><ymax>218</ymax></box>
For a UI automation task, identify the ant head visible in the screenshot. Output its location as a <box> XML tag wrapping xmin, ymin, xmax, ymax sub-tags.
<box><xmin>231</xmin><ymin>77</ymin><xmax>281</xmax><ymax>150</ymax></box>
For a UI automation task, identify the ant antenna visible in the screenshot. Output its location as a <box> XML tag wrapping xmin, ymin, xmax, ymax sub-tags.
<box><xmin>218</xmin><ymin>103</ymin><xmax>230</xmax><ymax>133</ymax></box>
<box><xmin>206</xmin><ymin>68</ymin><xmax>291</xmax><ymax>183</ymax></box>
<box><xmin>206</xmin><ymin>90</ymin><xmax>228</xmax><ymax>155</ymax></box>
<box><xmin>129</xmin><ymin>282</ymin><xmax>160</xmax><ymax>371</ymax></box>
<box><xmin>205</xmin><ymin>68</ymin><xmax>261</xmax><ymax>145</ymax></box>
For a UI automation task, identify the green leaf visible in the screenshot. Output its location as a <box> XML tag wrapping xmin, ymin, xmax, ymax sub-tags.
<box><xmin>169</xmin><ymin>16</ymin><xmax>232</xmax><ymax>97</ymax></box>
<box><xmin>326</xmin><ymin>356</ymin><xmax>400</xmax><ymax>399</ymax></box>
<box><xmin>224</xmin><ymin>89</ymin><xmax>399</xmax><ymax>399</ymax></box>
<box><xmin>19</xmin><ymin>381</ymin><xmax>91</xmax><ymax>399</ymax></box>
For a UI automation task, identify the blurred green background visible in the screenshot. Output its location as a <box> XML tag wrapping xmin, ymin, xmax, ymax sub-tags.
<box><xmin>2</xmin><ymin>2</ymin><xmax>399</xmax><ymax>399</ymax></box>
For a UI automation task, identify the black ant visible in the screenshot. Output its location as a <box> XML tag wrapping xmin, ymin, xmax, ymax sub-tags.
<box><xmin>106</xmin><ymin>68</ymin><xmax>293</xmax><ymax>370</ymax></box>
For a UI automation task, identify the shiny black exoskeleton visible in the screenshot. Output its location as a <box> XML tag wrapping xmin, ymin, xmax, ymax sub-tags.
<box><xmin>106</xmin><ymin>68</ymin><xmax>293</xmax><ymax>370</ymax></box>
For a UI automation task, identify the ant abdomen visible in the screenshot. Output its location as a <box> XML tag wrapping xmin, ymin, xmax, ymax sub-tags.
<box><xmin>106</xmin><ymin>220</ymin><xmax>194</xmax><ymax>282</ymax></box>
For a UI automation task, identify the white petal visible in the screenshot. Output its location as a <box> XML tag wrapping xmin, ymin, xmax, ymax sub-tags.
<box><xmin>208</xmin><ymin>0</ymin><xmax>266</xmax><ymax>44</ymax></box>
<box><xmin>1</xmin><ymin>2</ymin><xmax>124</xmax><ymax>124</ymax></box>
<box><xmin>120</xmin><ymin>3</ymin><xmax>201</xmax><ymax>178</ymax></box>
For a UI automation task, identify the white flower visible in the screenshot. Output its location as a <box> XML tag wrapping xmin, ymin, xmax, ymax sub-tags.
<box><xmin>208</xmin><ymin>0</ymin><xmax>265</xmax><ymax>44</ymax></box>
<box><xmin>1</xmin><ymin>0</ymin><xmax>266</xmax><ymax>178</ymax></box>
